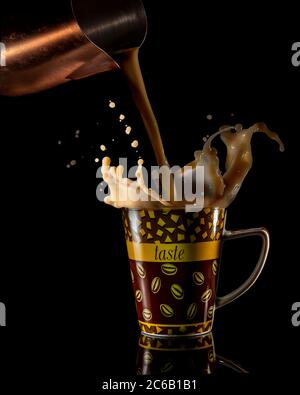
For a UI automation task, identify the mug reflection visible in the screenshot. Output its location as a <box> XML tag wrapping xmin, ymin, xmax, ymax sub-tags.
<box><xmin>137</xmin><ymin>333</ymin><xmax>248</xmax><ymax>375</ymax></box>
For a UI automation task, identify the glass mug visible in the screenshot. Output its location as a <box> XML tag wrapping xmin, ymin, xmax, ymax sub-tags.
<box><xmin>122</xmin><ymin>208</ymin><xmax>269</xmax><ymax>337</ymax></box>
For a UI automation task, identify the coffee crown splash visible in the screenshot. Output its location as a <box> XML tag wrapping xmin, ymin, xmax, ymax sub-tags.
<box><xmin>101</xmin><ymin>123</ymin><xmax>284</xmax><ymax>210</ymax></box>
<box><xmin>100</xmin><ymin>49</ymin><xmax>284</xmax><ymax>210</ymax></box>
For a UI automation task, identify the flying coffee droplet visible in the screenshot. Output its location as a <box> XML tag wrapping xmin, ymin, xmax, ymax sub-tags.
<box><xmin>187</xmin><ymin>303</ymin><xmax>197</xmax><ymax>320</ymax></box>
<box><xmin>135</xmin><ymin>290</ymin><xmax>143</xmax><ymax>303</ymax></box>
<box><xmin>109</xmin><ymin>101</ymin><xmax>116</xmax><ymax>108</ymax></box>
<box><xmin>119</xmin><ymin>114</ymin><xmax>125</xmax><ymax>121</ymax></box>
<box><xmin>151</xmin><ymin>277</ymin><xmax>161</xmax><ymax>294</ymax></box>
<box><xmin>100</xmin><ymin>145</ymin><xmax>107</xmax><ymax>152</ymax></box>
<box><xmin>212</xmin><ymin>260</ymin><xmax>218</xmax><ymax>276</ymax></box>
<box><xmin>201</xmin><ymin>289</ymin><xmax>212</xmax><ymax>303</ymax></box>
<box><xmin>58</xmin><ymin>140</ymin><xmax>62</xmax><ymax>145</ymax></box>
<box><xmin>207</xmin><ymin>114</ymin><xmax>213</xmax><ymax>120</ymax></box>
<box><xmin>131</xmin><ymin>140</ymin><xmax>139</xmax><ymax>148</ymax></box>
<box><xmin>70</xmin><ymin>160</ymin><xmax>77</xmax><ymax>166</ymax></box>
<box><xmin>142</xmin><ymin>309</ymin><xmax>152</xmax><ymax>321</ymax></box>
<box><xmin>95</xmin><ymin>158</ymin><xmax>100</xmax><ymax>163</ymax></box>
<box><xmin>207</xmin><ymin>306</ymin><xmax>214</xmax><ymax>319</ymax></box>
<box><xmin>193</xmin><ymin>272</ymin><xmax>205</xmax><ymax>285</ymax></box>
<box><xmin>160</xmin><ymin>304</ymin><xmax>174</xmax><ymax>318</ymax></box>
<box><xmin>171</xmin><ymin>284</ymin><xmax>184</xmax><ymax>300</ymax></box>
<box><xmin>161</xmin><ymin>263</ymin><xmax>178</xmax><ymax>276</ymax></box>
<box><xmin>143</xmin><ymin>351</ymin><xmax>153</xmax><ymax>364</ymax></box>
<box><xmin>137</xmin><ymin>262</ymin><xmax>146</xmax><ymax>279</ymax></box>
<box><xmin>125</xmin><ymin>126</ymin><xmax>132</xmax><ymax>135</ymax></box>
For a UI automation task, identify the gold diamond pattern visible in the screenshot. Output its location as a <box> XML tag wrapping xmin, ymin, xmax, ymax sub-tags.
<box><xmin>158</xmin><ymin>218</ymin><xmax>166</xmax><ymax>227</ymax></box>
<box><xmin>148</xmin><ymin>210</ymin><xmax>155</xmax><ymax>219</ymax></box>
<box><xmin>171</xmin><ymin>214</ymin><xmax>180</xmax><ymax>223</ymax></box>
<box><xmin>166</xmin><ymin>227</ymin><xmax>175</xmax><ymax>234</ymax></box>
<box><xmin>123</xmin><ymin>208</ymin><xmax>225</xmax><ymax>244</ymax></box>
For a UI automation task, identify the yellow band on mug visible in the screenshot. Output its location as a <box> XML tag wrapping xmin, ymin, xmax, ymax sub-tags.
<box><xmin>126</xmin><ymin>240</ymin><xmax>221</xmax><ymax>262</ymax></box>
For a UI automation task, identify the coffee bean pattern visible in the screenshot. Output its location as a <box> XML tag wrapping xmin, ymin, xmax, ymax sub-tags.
<box><xmin>160</xmin><ymin>304</ymin><xmax>174</xmax><ymax>318</ymax></box>
<box><xmin>161</xmin><ymin>263</ymin><xmax>177</xmax><ymax>276</ymax></box>
<box><xmin>160</xmin><ymin>360</ymin><xmax>174</xmax><ymax>373</ymax></box>
<box><xmin>143</xmin><ymin>351</ymin><xmax>153</xmax><ymax>364</ymax></box>
<box><xmin>136</xmin><ymin>290</ymin><xmax>143</xmax><ymax>303</ymax></box>
<box><xmin>136</xmin><ymin>262</ymin><xmax>146</xmax><ymax>279</ymax></box>
<box><xmin>171</xmin><ymin>284</ymin><xmax>184</xmax><ymax>300</ymax></box>
<box><xmin>193</xmin><ymin>271</ymin><xmax>205</xmax><ymax>285</ymax></box>
<box><xmin>212</xmin><ymin>260</ymin><xmax>218</xmax><ymax>276</ymax></box>
<box><xmin>143</xmin><ymin>309</ymin><xmax>152</xmax><ymax>321</ymax></box>
<box><xmin>187</xmin><ymin>303</ymin><xmax>198</xmax><ymax>320</ymax></box>
<box><xmin>151</xmin><ymin>277</ymin><xmax>161</xmax><ymax>294</ymax></box>
<box><xmin>201</xmin><ymin>289</ymin><xmax>213</xmax><ymax>303</ymax></box>
<box><xmin>207</xmin><ymin>306</ymin><xmax>214</xmax><ymax>319</ymax></box>
<box><xmin>124</xmin><ymin>208</ymin><xmax>224</xmax><ymax>336</ymax></box>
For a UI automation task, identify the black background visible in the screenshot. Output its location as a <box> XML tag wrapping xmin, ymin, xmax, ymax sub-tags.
<box><xmin>0</xmin><ymin>0</ymin><xmax>299</xmax><ymax>389</ymax></box>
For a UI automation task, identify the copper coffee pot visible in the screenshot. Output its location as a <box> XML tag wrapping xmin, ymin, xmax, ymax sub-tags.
<box><xmin>0</xmin><ymin>0</ymin><xmax>147</xmax><ymax>96</ymax></box>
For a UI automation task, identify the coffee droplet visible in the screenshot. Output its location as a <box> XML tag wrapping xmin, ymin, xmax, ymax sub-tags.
<box><xmin>201</xmin><ymin>289</ymin><xmax>213</xmax><ymax>303</ymax></box>
<box><xmin>109</xmin><ymin>101</ymin><xmax>116</xmax><ymax>108</ymax></box>
<box><xmin>137</xmin><ymin>262</ymin><xmax>146</xmax><ymax>279</ymax></box>
<box><xmin>193</xmin><ymin>272</ymin><xmax>205</xmax><ymax>285</ymax></box>
<box><xmin>135</xmin><ymin>290</ymin><xmax>143</xmax><ymax>303</ymax></box>
<box><xmin>130</xmin><ymin>269</ymin><xmax>134</xmax><ymax>283</ymax></box>
<box><xmin>207</xmin><ymin>114</ymin><xmax>213</xmax><ymax>120</ymax></box>
<box><xmin>160</xmin><ymin>360</ymin><xmax>174</xmax><ymax>373</ymax></box>
<box><xmin>187</xmin><ymin>303</ymin><xmax>197</xmax><ymax>320</ymax></box>
<box><xmin>143</xmin><ymin>351</ymin><xmax>153</xmax><ymax>364</ymax></box>
<box><xmin>170</xmin><ymin>284</ymin><xmax>184</xmax><ymax>300</ymax></box>
<box><xmin>142</xmin><ymin>309</ymin><xmax>152</xmax><ymax>321</ymax></box>
<box><xmin>119</xmin><ymin>114</ymin><xmax>125</xmax><ymax>121</ymax></box>
<box><xmin>161</xmin><ymin>263</ymin><xmax>178</xmax><ymax>276</ymax></box>
<box><xmin>160</xmin><ymin>304</ymin><xmax>174</xmax><ymax>318</ymax></box>
<box><xmin>95</xmin><ymin>158</ymin><xmax>100</xmax><ymax>163</ymax></box>
<box><xmin>151</xmin><ymin>277</ymin><xmax>161</xmax><ymax>294</ymax></box>
<box><xmin>207</xmin><ymin>306</ymin><xmax>214</xmax><ymax>319</ymax></box>
<box><xmin>212</xmin><ymin>260</ymin><xmax>218</xmax><ymax>276</ymax></box>
<box><xmin>100</xmin><ymin>145</ymin><xmax>107</xmax><ymax>152</ymax></box>
<box><xmin>125</xmin><ymin>126</ymin><xmax>132</xmax><ymax>135</ymax></box>
<box><xmin>131</xmin><ymin>140</ymin><xmax>139</xmax><ymax>148</ymax></box>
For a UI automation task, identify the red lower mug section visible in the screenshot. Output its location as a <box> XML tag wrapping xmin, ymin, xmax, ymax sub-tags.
<box><xmin>130</xmin><ymin>259</ymin><xmax>217</xmax><ymax>337</ymax></box>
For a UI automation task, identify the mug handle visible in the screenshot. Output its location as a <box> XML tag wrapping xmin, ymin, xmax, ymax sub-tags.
<box><xmin>216</xmin><ymin>228</ymin><xmax>270</xmax><ymax>309</ymax></box>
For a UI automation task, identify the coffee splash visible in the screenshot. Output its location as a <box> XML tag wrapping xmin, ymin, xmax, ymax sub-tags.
<box><xmin>101</xmin><ymin>49</ymin><xmax>284</xmax><ymax>210</ymax></box>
